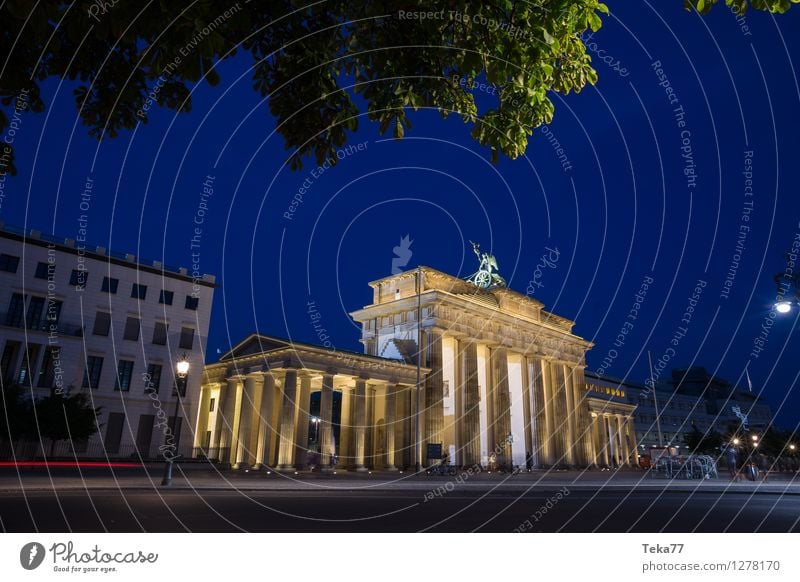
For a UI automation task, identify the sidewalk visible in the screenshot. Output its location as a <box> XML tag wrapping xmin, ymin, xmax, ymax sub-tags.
<box><xmin>1</xmin><ymin>465</ymin><xmax>798</xmax><ymax>495</ymax></box>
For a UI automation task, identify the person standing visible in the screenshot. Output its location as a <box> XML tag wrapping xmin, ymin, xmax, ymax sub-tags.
<box><xmin>726</xmin><ymin>445</ymin><xmax>740</xmax><ymax>481</ymax></box>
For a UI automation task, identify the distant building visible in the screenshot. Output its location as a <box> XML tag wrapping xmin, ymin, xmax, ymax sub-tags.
<box><xmin>0</xmin><ymin>223</ymin><xmax>215</xmax><ymax>458</ymax></box>
<box><xmin>585</xmin><ymin>366</ymin><xmax>774</xmax><ymax>454</ymax></box>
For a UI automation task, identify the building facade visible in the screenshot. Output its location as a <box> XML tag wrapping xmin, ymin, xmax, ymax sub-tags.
<box><xmin>586</xmin><ymin>367</ymin><xmax>774</xmax><ymax>453</ymax></box>
<box><xmin>0</xmin><ymin>224</ymin><xmax>215</xmax><ymax>458</ymax></box>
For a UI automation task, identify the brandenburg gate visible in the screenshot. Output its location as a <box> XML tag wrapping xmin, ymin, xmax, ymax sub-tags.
<box><xmin>194</xmin><ymin>244</ymin><xmax>637</xmax><ymax>470</ymax></box>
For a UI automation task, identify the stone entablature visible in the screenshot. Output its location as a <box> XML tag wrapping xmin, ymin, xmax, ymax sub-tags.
<box><xmin>351</xmin><ymin>267</ymin><xmax>592</xmax><ymax>365</ymax></box>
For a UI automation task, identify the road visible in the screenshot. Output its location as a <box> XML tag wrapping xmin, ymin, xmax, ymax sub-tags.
<box><xmin>1</xmin><ymin>466</ymin><xmax>799</xmax><ymax>532</ymax></box>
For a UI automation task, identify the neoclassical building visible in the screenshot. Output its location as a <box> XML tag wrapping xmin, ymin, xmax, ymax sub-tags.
<box><xmin>194</xmin><ymin>264</ymin><xmax>638</xmax><ymax>470</ymax></box>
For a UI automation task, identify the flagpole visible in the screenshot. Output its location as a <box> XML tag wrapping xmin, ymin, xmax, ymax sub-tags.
<box><xmin>415</xmin><ymin>266</ymin><xmax>422</xmax><ymax>473</ymax></box>
<box><xmin>648</xmin><ymin>351</ymin><xmax>664</xmax><ymax>447</ymax></box>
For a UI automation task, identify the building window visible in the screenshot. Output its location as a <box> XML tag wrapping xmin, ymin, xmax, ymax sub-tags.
<box><xmin>115</xmin><ymin>360</ymin><xmax>135</xmax><ymax>391</ymax></box>
<box><xmin>152</xmin><ymin>321</ymin><xmax>168</xmax><ymax>345</ymax></box>
<box><xmin>69</xmin><ymin>269</ymin><xmax>88</xmax><ymax>289</ymax></box>
<box><xmin>0</xmin><ymin>254</ymin><xmax>20</xmax><ymax>273</ymax></box>
<box><xmin>101</xmin><ymin>277</ymin><xmax>119</xmax><ymax>294</ymax></box>
<box><xmin>16</xmin><ymin>343</ymin><xmax>41</xmax><ymax>386</ymax></box>
<box><xmin>104</xmin><ymin>412</ymin><xmax>125</xmax><ymax>454</ymax></box>
<box><xmin>179</xmin><ymin>327</ymin><xmax>194</xmax><ymax>350</ymax></box>
<box><xmin>34</xmin><ymin>262</ymin><xmax>50</xmax><ymax>279</ymax></box>
<box><xmin>131</xmin><ymin>284</ymin><xmax>147</xmax><ymax>300</ymax></box>
<box><xmin>0</xmin><ymin>341</ymin><xmax>21</xmax><ymax>384</ymax></box>
<box><xmin>82</xmin><ymin>355</ymin><xmax>104</xmax><ymax>389</ymax></box>
<box><xmin>123</xmin><ymin>317</ymin><xmax>140</xmax><ymax>341</ymax></box>
<box><xmin>159</xmin><ymin>290</ymin><xmax>174</xmax><ymax>305</ymax></box>
<box><xmin>93</xmin><ymin>312</ymin><xmax>111</xmax><ymax>336</ymax></box>
<box><xmin>5</xmin><ymin>293</ymin><xmax>25</xmax><ymax>327</ymax></box>
<box><xmin>185</xmin><ymin>295</ymin><xmax>199</xmax><ymax>310</ymax></box>
<box><xmin>144</xmin><ymin>363</ymin><xmax>162</xmax><ymax>393</ymax></box>
<box><xmin>25</xmin><ymin>296</ymin><xmax>46</xmax><ymax>330</ymax></box>
<box><xmin>209</xmin><ymin>398</ymin><xmax>215</xmax><ymax>412</ymax></box>
<box><xmin>47</xmin><ymin>300</ymin><xmax>62</xmax><ymax>327</ymax></box>
<box><xmin>36</xmin><ymin>346</ymin><xmax>58</xmax><ymax>388</ymax></box>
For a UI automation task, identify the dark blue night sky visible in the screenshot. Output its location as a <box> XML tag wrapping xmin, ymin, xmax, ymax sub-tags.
<box><xmin>2</xmin><ymin>2</ymin><xmax>799</xmax><ymax>426</ymax></box>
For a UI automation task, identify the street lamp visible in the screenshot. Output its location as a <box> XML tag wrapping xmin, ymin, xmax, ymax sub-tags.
<box><xmin>732</xmin><ymin>438</ymin><xmax>740</xmax><ymax>446</ymax></box>
<box><xmin>775</xmin><ymin>300</ymin><xmax>793</xmax><ymax>314</ymax></box>
<box><xmin>790</xmin><ymin>444</ymin><xmax>796</xmax><ymax>451</ymax></box>
<box><xmin>161</xmin><ymin>353</ymin><xmax>190</xmax><ymax>487</ymax></box>
<box><xmin>751</xmin><ymin>434</ymin><xmax>759</xmax><ymax>443</ymax></box>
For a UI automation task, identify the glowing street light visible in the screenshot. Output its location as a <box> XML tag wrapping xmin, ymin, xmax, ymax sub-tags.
<box><xmin>162</xmin><ymin>353</ymin><xmax>190</xmax><ymax>487</ymax></box>
<box><xmin>775</xmin><ymin>301</ymin><xmax>793</xmax><ymax>314</ymax></box>
<box><xmin>732</xmin><ymin>438</ymin><xmax>740</xmax><ymax>446</ymax></box>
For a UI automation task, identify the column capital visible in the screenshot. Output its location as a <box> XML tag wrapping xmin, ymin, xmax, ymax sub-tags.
<box><xmin>421</xmin><ymin>325</ymin><xmax>447</xmax><ymax>336</ymax></box>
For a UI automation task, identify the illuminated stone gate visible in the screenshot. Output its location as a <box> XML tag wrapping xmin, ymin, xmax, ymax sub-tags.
<box><xmin>351</xmin><ymin>266</ymin><xmax>631</xmax><ymax>468</ymax></box>
<box><xmin>195</xmin><ymin>265</ymin><xmax>636</xmax><ymax>470</ymax></box>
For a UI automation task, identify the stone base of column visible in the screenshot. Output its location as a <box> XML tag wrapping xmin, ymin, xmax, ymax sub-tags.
<box><xmin>276</xmin><ymin>464</ymin><xmax>296</xmax><ymax>472</ymax></box>
<box><xmin>351</xmin><ymin>465</ymin><xmax>368</xmax><ymax>472</ymax></box>
<box><xmin>384</xmin><ymin>465</ymin><xmax>398</xmax><ymax>471</ymax></box>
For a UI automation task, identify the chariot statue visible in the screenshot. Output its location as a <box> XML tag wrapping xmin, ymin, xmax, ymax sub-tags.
<box><xmin>466</xmin><ymin>241</ymin><xmax>506</xmax><ymax>289</ymax></box>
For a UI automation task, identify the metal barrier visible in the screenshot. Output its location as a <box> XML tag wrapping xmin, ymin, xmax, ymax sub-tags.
<box><xmin>651</xmin><ymin>454</ymin><xmax>718</xmax><ymax>479</ymax></box>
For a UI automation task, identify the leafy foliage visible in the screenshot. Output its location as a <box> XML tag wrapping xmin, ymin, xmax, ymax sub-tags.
<box><xmin>32</xmin><ymin>389</ymin><xmax>101</xmax><ymax>455</ymax></box>
<box><xmin>0</xmin><ymin>1</ymin><xmax>795</xmax><ymax>174</ymax></box>
<box><xmin>684</xmin><ymin>0</ymin><xmax>800</xmax><ymax>14</ymax></box>
<box><xmin>683</xmin><ymin>425</ymin><xmax>723</xmax><ymax>454</ymax></box>
<box><xmin>0</xmin><ymin>385</ymin><xmax>100</xmax><ymax>456</ymax></box>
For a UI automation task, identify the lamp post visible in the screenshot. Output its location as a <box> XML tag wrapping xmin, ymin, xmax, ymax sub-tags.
<box><xmin>311</xmin><ymin>416</ymin><xmax>320</xmax><ymax>446</ymax></box>
<box><xmin>161</xmin><ymin>353</ymin><xmax>190</xmax><ymax>487</ymax></box>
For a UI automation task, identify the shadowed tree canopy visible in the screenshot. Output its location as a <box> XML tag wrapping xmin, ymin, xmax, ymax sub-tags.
<box><xmin>0</xmin><ymin>1</ymin><xmax>794</xmax><ymax>174</ymax></box>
